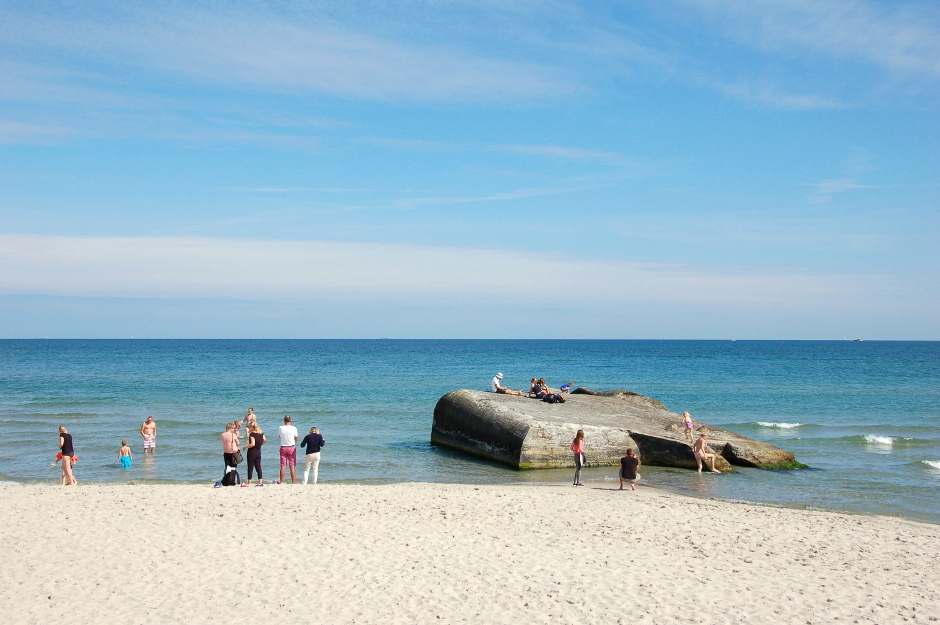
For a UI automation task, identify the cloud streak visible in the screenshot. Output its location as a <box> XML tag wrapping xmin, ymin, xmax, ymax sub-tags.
<box><xmin>0</xmin><ymin>235</ymin><xmax>896</xmax><ymax>311</ymax></box>
<box><xmin>682</xmin><ymin>0</ymin><xmax>940</xmax><ymax>79</ymax></box>
<box><xmin>0</xmin><ymin>4</ymin><xmax>571</xmax><ymax>103</ymax></box>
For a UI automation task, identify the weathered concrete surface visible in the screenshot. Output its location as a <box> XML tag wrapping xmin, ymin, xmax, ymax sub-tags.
<box><xmin>431</xmin><ymin>389</ymin><xmax>797</xmax><ymax>472</ymax></box>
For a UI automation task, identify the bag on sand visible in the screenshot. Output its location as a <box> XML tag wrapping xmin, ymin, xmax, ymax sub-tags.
<box><xmin>543</xmin><ymin>393</ymin><xmax>566</xmax><ymax>404</ymax></box>
<box><xmin>221</xmin><ymin>468</ymin><xmax>240</xmax><ymax>486</ymax></box>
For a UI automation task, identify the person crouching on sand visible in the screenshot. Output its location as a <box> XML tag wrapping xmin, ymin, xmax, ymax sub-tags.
<box><xmin>693</xmin><ymin>431</ymin><xmax>721</xmax><ymax>473</ymax></box>
<box><xmin>619</xmin><ymin>449</ymin><xmax>640</xmax><ymax>491</ymax></box>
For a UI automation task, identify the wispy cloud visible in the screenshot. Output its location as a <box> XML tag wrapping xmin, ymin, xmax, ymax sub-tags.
<box><xmin>0</xmin><ymin>234</ymin><xmax>898</xmax><ymax>310</ymax></box>
<box><xmin>804</xmin><ymin>178</ymin><xmax>876</xmax><ymax>194</ymax></box>
<box><xmin>712</xmin><ymin>80</ymin><xmax>845</xmax><ymax>110</ymax></box>
<box><xmin>0</xmin><ymin>4</ymin><xmax>572</xmax><ymax>104</ymax></box>
<box><xmin>681</xmin><ymin>0</ymin><xmax>940</xmax><ymax>79</ymax></box>
<box><xmin>357</xmin><ymin>136</ymin><xmax>649</xmax><ymax>168</ymax></box>
<box><xmin>0</xmin><ymin>119</ymin><xmax>73</xmax><ymax>143</ymax></box>
<box><xmin>493</xmin><ymin>144</ymin><xmax>632</xmax><ymax>163</ymax></box>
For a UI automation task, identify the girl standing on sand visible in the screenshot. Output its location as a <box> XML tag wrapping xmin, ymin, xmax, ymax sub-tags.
<box><xmin>571</xmin><ymin>430</ymin><xmax>586</xmax><ymax>486</ymax></box>
<box><xmin>58</xmin><ymin>426</ymin><xmax>77</xmax><ymax>486</ymax></box>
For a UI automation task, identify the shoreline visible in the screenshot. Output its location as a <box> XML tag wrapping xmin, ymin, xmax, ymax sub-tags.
<box><xmin>7</xmin><ymin>471</ymin><xmax>939</xmax><ymax>527</ymax></box>
<box><xmin>3</xmin><ymin>482</ymin><xmax>938</xmax><ymax>624</ymax></box>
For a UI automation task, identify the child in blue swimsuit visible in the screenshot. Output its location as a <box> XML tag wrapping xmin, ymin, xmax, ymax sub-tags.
<box><xmin>118</xmin><ymin>440</ymin><xmax>133</xmax><ymax>469</ymax></box>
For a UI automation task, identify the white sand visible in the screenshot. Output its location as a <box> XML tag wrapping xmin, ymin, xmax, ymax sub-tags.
<box><xmin>1</xmin><ymin>482</ymin><xmax>938</xmax><ymax>624</ymax></box>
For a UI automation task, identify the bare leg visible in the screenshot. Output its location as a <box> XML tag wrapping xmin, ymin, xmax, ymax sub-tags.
<box><xmin>280</xmin><ymin>465</ymin><xmax>286</xmax><ymax>483</ymax></box>
<box><xmin>696</xmin><ymin>457</ymin><xmax>703</xmax><ymax>472</ymax></box>
<box><xmin>289</xmin><ymin>464</ymin><xmax>296</xmax><ymax>484</ymax></box>
<box><xmin>62</xmin><ymin>457</ymin><xmax>77</xmax><ymax>485</ymax></box>
<box><xmin>630</xmin><ymin>481</ymin><xmax>636</xmax><ymax>491</ymax></box>
<box><xmin>619</xmin><ymin>476</ymin><xmax>624</xmax><ymax>490</ymax></box>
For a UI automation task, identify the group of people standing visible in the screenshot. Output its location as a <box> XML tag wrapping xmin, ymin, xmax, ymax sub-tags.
<box><xmin>220</xmin><ymin>411</ymin><xmax>326</xmax><ymax>486</ymax></box>
<box><xmin>52</xmin><ymin>408</ymin><xmax>328</xmax><ymax>487</ymax></box>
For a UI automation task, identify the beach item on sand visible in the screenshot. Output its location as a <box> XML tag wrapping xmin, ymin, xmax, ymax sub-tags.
<box><xmin>221</xmin><ymin>468</ymin><xmax>240</xmax><ymax>486</ymax></box>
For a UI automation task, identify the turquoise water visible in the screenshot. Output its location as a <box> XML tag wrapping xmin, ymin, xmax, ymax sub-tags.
<box><xmin>1</xmin><ymin>340</ymin><xmax>938</xmax><ymax>523</ymax></box>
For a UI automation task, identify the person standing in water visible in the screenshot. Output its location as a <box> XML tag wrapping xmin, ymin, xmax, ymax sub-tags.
<box><xmin>118</xmin><ymin>440</ymin><xmax>133</xmax><ymax>469</ymax></box>
<box><xmin>571</xmin><ymin>429</ymin><xmax>586</xmax><ymax>486</ymax></box>
<box><xmin>58</xmin><ymin>426</ymin><xmax>77</xmax><ymax>486</ymax></box>
<box><xmin>140</xmin><ymin>416</ymin><xmax>157</xmax><ymax>454</ymax></box>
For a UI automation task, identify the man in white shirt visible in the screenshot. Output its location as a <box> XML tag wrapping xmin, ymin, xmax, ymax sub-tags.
<box><xmin>278</xmin><ymin>415</ymin><xmax>299</xmax><ymax>484</ymax></box>
<box><xmin>491</xmin><ymin>372</ymin><xmax>524</xmax><ymax>396</ymax></box>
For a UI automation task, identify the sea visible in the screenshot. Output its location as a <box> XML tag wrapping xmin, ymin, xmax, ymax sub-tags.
<box><xmin>1</xmin><ymin>340</ymin><xmax>938</xmax><ymax>524</ymax></box>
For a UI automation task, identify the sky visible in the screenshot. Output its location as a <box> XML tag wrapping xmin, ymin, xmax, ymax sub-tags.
<box><xmin>0</xmin><ymin>0</ymin><xmax>937</xmax><ymax>338</ymax></box>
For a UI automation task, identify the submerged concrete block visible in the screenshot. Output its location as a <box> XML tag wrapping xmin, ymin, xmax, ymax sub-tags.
<box><xmin>431</xmin><ymin>389</ymin><xmax>797</xmax><ymax>472</ymax></box>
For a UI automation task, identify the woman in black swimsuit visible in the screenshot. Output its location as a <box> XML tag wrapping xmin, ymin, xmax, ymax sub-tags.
<box><xmin>58</xmin><ymin>425</ymin><xmax>77</xmax><ymax>486</ymax></box>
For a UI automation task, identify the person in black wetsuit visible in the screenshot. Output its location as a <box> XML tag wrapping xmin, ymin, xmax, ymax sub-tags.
<box><xmin>58</xmin><ymin>425</ymin><xmax>77</xmax><ymax>486</ymax></box>
<box><xmin>245</xmin><ymin>423</ymin><xmax>266</xmax><ymax>485</ymax></box>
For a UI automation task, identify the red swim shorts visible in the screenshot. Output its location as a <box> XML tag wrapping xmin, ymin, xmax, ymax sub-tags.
<box><xmin>279</xmin><ymin>446</ymin><xmax>297</xmax><ymax>466</ymax></box>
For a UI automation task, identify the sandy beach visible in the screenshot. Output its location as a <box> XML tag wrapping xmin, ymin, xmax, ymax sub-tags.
<box><xmin>1</xmin><ymin>482</ymin><xmax>937</xmax><ymax>625</ymax></box>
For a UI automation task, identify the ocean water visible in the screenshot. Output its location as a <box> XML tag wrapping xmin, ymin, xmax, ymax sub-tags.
<box><xmin>1</xmin><ymin>340</ymin><xmax>938</xmax><ymax>523</ymax></box>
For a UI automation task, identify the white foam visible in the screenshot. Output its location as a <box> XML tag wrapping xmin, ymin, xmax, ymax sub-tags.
<box><xmin>864</xmin><ymin>435</ymin><xmax>894</xmax><ymax>445</ymax></box>
<box><xmin>922</xmin><ymin>460</ymin><xmax>940</xmax><ymax>470</ymax></box>
<box><xmin>757</xmin><ymin>422</ymin><xmax>802</xmax><ymax>429</ymax></box>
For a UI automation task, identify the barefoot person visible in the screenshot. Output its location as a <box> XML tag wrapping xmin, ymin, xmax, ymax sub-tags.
<box><xmin>278</xmin><ymin>415</ymin><xmax>299</xmax><ymax>484</ymax></box>
<box><xmin>571</xmin><ymin>430</ymin><xmax>586</xmax><ymax>486</ymax></box>
<box><xmin>58</xmin><ymin>426</ymin><xmax>77</xmax><ymax>486</ymax></box>
<box><xmin>682</xmin><ymin>412</ymin><xmax>695</xmax><ymax>443</ymax></box>
<box><xmin>140</xmin><ymin>416</ymin><xmax>157</xmax><ymax>454</ymax></box>
<box><xmin>693</xmin><ymin>431</ymin><xmax>722</xmax><ymax>473</ymax></box>
<box><xmin>619</xmin><ymin>449</ymin><xmax>640</xmax><ymax>491</ymax></box>
<box><xmin>491</xmin><ymin>373</ymin><xmax>525</xmax><ymax>396</ymax></box>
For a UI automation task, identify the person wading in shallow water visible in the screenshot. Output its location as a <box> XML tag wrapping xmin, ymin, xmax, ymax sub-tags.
<box><xmin>140</xmin><ymin>415</ymin><xmax>157</xmax><ymax>454</ymax></box>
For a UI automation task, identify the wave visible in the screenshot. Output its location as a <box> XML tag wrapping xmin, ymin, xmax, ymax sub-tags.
<box><xmin>756</xmin><ymin>422</ymin><xmax>803</xmax><ymax>429</ymax></box>
<box><xmin>919</xmin><ymin>460</ymin><xmax>940</xmax><ymax>470</ymax></box>
<box><xmin>860</xmin><ymin>435</ymin><xmax>934</xmax><ymax>447</ymax></box>
<box><xmin>797</xmin><ymin>435</ymin><xmax>937</xmax><ymax>447</ymax></box>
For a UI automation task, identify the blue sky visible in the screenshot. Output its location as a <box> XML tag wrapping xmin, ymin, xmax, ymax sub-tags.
<box><xmin>0</xmin><ymin>0</ymin><xmax>937</xmax><ymax>338</ymax></box>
